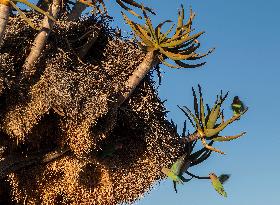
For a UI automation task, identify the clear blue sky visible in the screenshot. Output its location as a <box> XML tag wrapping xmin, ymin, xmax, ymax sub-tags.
<box><xmin>26</xmin><ymin>0</ymin><xmax>280</xmax><ymax>204</ymax></box>
<box><xmin>106</xmin><ymin>0</ymin><xmax>280</xmax><ymax>204</ymax></box>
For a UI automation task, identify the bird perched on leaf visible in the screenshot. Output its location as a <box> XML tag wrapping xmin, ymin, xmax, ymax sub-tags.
<box><xmin>231</xmin><ymin>96</ymin><xmax>246</xmax><ymax>117</ymax></box>
<box><xmin>99</xmin><ymin>142</ymin><xmax>123</xmax><ymax>158</ymax></box>
<box><xmin>209</xmin><ymin>173</ymin><xmax>229</xmax><ymax>197</ymax></box>
<box><xmin>161</xmin><ymin>154</ymin><xmax>192</xmax><ymax>193</ymax></box>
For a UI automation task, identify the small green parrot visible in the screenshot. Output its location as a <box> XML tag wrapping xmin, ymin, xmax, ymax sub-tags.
<box><xmin>162</xmin><ymin>154</ymin><xmax>192</xmax><ymax>193</ymax></box>
<box><xmin>209</xmin><ymin>173</ymin><xmax>228</xmax><ymax>197</ymax></box>
<box><xmin>99</xmin><ymin>142</ymin><xmax>123</xmax><ymax>158</ymax></box>
<box><xmin>231</xmin><ymin>96</ymin><xmax>245</xmax><ymax>116</ymax></box>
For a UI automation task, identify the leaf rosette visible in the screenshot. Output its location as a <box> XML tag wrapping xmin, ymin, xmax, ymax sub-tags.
<box><xmin>179</xmin><ymin>85</ymin><xmax>248</xmax><ymax>154</ymax></box>
<box><xmin>122</xmin><ymin>5</ymin><xmax>214</xmax><ymax>68</ymax></box>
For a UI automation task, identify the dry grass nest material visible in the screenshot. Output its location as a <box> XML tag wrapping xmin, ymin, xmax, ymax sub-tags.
<box><xmin>0</xmin><ymin>12</ymin><xmax>183</xmax><ymax>204</ymax></box>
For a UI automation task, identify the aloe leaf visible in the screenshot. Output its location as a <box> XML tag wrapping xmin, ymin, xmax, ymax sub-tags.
<box><xmin>207</xmin><ymin>104</ymin><xmax>221</xmax><ymax>130</ymax></box>
<box><xmin>174</xmin><ymin>60</ymin><xmax>206</xmax><ymax>68</ymax></box>
<box><xmin>192</xmin><ymin>87</ymin><xmax>200</xmax><ymax>120</ymax></box>
<box><xmin>172</xmin><ymin>39</ymin><xmax>197</xmax><ymax>50</ymax></box>
<box><xmin>173</xmin><ymin>4</ymin><xmax>184</xmax><ymax>38</ymax></box>
<box><xmin>182</xmin><ymin>106</ymin><xmax>202</xmax><ymax>131</ymax></box>
<box><xmin>173</xmin><ymin>42</ymin><xmax>201</xmax><ymax>56</ymax></box>
<box><xmin>142</xmin><ymin>7</ymin><xmax>158</xmax><ymax>44</ymax></box>
<box><xmin>122</xmin><ymin>12</ymin><xmax>154</xmax><ymax>47</ymax></box>
<box><xmin>155</xmin><ymin>20</ymin><xmax>172</xmax><ymax>43</ymax></box>
<box><xmin>160</xmin><ymin>31</ymin><xmax>204</xmax><ymax>48</ymax></box>
<box><xmin>161</xmin><ymin>59</ymin><xmax>181</xmax><ymax>68</ymax></box>
<box><xmin>159</xmin><ymin>47</ymin><xmax>197</xmax><ymax>61</ymax></box>
<box><xmin>121</xmin><ymin>0</ymin><xmax>155</xmax><ymax>15</ymax></box>
<box><xmin>206</xmin><ymin>91</ymin><xmax>229</xmax><ymax>130</ymax></box>
<box><xmin>205</xmin><ymin>108</ymin><xmax>248</xmax><ymax>137</ymax></box>
<box><xmin>190</xmin><ymin>140</ymin><xmax>213</xmax><ymax>161</ymax></box>
<box><xmin>188</xmin><ymin>48</ymin><xmax>215</xmax><ymax>60</ymax></box>
<box><xmin>159</xmin><ymin>23</ymin><xmax>175</xmax><ymax>42</ymax></box>
<box><xmin>185</xmin><ymin>8</ymin><xmax>195</xmax><ymax>34</ymax></box>
<box><xmin>182</xmin><ymin>120</ymin><xmax>187</xmax><ymax>137</ymax></box>
<box><xmin>206</xmin><ymin>94</ymin><xmax>223</xmax><ymax>129</ymax></box>
<box><xmin>14</xmin><ymin>0</ymin><xmax>55</xmax><ymax>21</ymax></box>
<box><xmin>163</xmin><ymin>27</ymin><xmax>194</xmax><ymax>44</ymax></box>
<box><xmin>177</xmin><ymin>105</ymin><xmax>195</xmax><ymax>128</ymax></box>
<box><xmin>116</xmin><ymin>0</ymin><xmax>141</xmax><ymax>18</ymax></box>
<box><xmin>201</xmin><ymin>138</ymin><xmax>225</xmax><ymax>154</ymax></box>
<box><xmin>212</xmin><ymin>132</ymin><xmax>246</xmax><ymax>142</ymax></box>
<box><xmin>198</xmin><ymin>84</ymin><xmax>206</xmax><ymax>128</ymax></box>
<box><xmin>191</xmin><ymin>150</ymin><xmax>212</xmax><ymax>166</ymax></box>
<box><xmin>10</xmin><ymin>1</ymin><xmax>39</xmax><ymax>30</ymax></box>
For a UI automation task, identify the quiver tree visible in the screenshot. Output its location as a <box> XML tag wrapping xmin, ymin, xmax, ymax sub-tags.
<box><xmin>0</xmin><ymin>1</ymin><xmax>247</xmax><ymax>204</ymax></box>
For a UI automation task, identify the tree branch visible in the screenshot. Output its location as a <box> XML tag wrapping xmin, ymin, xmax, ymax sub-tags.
<box><xmin>185</xmin><ymin>171</ymin><xmax>210</xmax><ymax>179</ymax></box>
<box><xmin>67</xmin><ymin>1</ymin><xmax>87</xmax><ymax>21</ymax></box>
<box><xmin>0</xmin><ymin>147</ymin><xmax>70</xmax><ymax>179</ymax></box>
<box><xmin>114</xmin><ymin>50</ymin><xmax>156</xmax><ymax>107</ymax></box>
<box><xmin>0</xmin><ymin>2</ymin><xmax>10</xmax><ymax>46</ymax></box>
<box><xmin>21</xmin><ymin>0</ymin><xmax>60</xmax><ymax>78</ymax></box>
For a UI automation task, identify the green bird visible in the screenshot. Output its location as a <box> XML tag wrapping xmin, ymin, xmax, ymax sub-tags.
<box><xmin>231</xmin><ymin>96</ymin><xmax>245</xmax><ymax>116</ymax></box>
<box><xmin>209</xmin><ymin>173</ymin><xmax>228</xmax><ymax>197</ymax></box>
<box><xmin>162</xmin><ymin>154</ymin><xmax>192</xmax><ymax>193</ymax></box>
<box><xmin>99</xmin><ymin>142</ymin><xmax>123</xmax><ymax>158</ymax></box>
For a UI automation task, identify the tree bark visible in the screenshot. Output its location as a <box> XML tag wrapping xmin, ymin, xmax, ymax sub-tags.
<box><xmin>22</xmin><ymin>0</ymin><xmax>60</xmax><ymax>78</ymax></box>
<box><xmin>0</xmin><ymin>2</ymin><xmax>10</xmax><ymax>46</ymax></box>
<box><xmin>116</xmin><ymin>50</ymin><xmax>156</xmax><ymax>106</ymax></box>
<box><xmin>67</xmin><ymin>1</ymin><xmax>87</xmax><ymax>21</ymax></box>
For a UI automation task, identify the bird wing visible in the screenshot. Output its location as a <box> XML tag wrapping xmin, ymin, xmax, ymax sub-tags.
<box><xmin>171</xmin><ymin>154</ymin><xmax>187</xmax><ymax>175</ymax></box>
<box><xmin>218</xmin><ymin>174</ymin><xmax>230</xmax><ymax>184</ymax></box>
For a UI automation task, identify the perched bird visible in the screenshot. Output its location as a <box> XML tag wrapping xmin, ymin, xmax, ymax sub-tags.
<box><xmin>231</xmin><ymin>96</ymin><xmax>246</xmax><ymax>116</ymax></box>
<box><xmin>99</xmin><ymin>142</ymin><xmax>123</xmax><ymax>158</ymax></box>
<box><xmin>209</xmin><ymin>173</ymin><xmax>228</xmax><ymax>197</ymax></box>
<box><xmin>162</xmin><ymin>154</ymin><xmax>192</xmax><ymax>193</ymax></box>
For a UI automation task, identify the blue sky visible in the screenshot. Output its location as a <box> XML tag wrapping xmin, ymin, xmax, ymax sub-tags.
<box><xmin>106</xmin><ymin>0</ymin><xmax>280</xmax><ymax>204</ymax></box>
<box><xmin>24</xmin><ymin>0</ymin><xmax>280</xmax><ymax>204</ymax></box>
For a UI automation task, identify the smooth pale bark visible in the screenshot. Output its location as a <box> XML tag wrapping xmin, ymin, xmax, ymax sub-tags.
<box><xmin>0</xmin><ymin>3</ymin><xmax>10</xmax><ymax>46</ymax></box>
<box><xmin>116</xmin><ymin>50</ymin><xmax>156</xmax><ymax>106</ymax></box>
<box><xmin>67</xmin><ymin>1</ymin><xmax>87</xmax><ymax>21</ymax></box>
<box><xmin>22</xmin><ymin>0</ymin><xmax>60</xmax><ymax>78</ymax></box>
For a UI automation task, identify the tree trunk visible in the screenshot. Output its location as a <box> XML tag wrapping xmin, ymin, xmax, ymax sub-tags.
<box><xmin>0</xmin><ymin>2</ymin><xmax>10</xmax><ymax>46</ymax></box>
<box><xmin>116</xmin><ymin>50</ymin><xmax>156</xmax><ymax>106</ymax></box>
<box><xmin>22</xmin><ymin>0</ymin><xmax>60</xmax><ymax>78</ymax></box>
<box><xmin>67</xmin><ymin>1</ymin><xmax>87</xmax><ymax>21</ymax></box>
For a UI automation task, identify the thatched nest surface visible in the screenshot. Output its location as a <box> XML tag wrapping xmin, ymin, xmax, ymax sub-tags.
<box><xmin>0</xmin><ymin>13</ymin><xmax>183</xmax><ymax>204</ymax></box>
